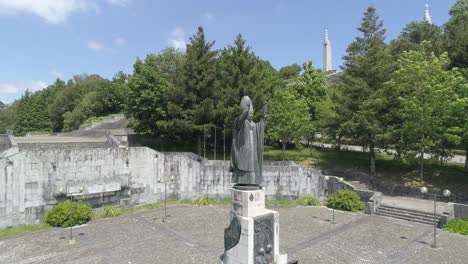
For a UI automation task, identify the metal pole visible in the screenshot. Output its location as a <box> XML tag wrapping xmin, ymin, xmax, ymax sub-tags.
<box><xmin>70</xmin><ymin>194</ymin><xmax>73</xmax><ymax>240</ymax></box>
<box><xmin>223</xmin><ymin>124</ymin><xmax>226</xmax><ymax>162</ymax></box>
<box><xmin>332</xmin><ymin>208</ymin><xmax>335</xmax><ymax>224</ymax></box>
<box><xmin>432</xmin><ymin>193</ymin><xmax>437</xmax><ymax>248</ymax></box>
<box><xmin>164</xmin><ymin>181</ymin><xmax>167</xmax><ymax>222</ymax></box>
<box><xmin>214</xmin><ymin>126</ymin><xmax>217</xmax><ymax>160</ymax></box>
<box><xmin>203</xmin><ymin>125</ymin><xmax>206</xmax><ymax>160</ymax></box>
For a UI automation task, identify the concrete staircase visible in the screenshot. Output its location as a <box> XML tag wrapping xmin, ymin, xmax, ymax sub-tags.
<box><xmin>375</xmin><ymin>204</ymin><xmax>441</xmax><ymax>226</ymax></box>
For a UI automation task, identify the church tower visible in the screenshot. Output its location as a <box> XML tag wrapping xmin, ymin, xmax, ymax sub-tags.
<box><xmin>424</xmin><ymin>3</ymin><xmax>432</xmax><ymax>24</ymax></box>
<box><xmin>323</xmin><ymin>30</ymin><xmax>332</xmax><ymax>72</ymax></box>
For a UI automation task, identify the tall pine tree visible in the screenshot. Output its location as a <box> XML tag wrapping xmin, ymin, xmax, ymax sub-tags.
<box><xmin>167</xmin><ymin>26</ymin><xmax>218</xmax><ymax>154</ymax></box>
<box><xmin>338</xmin><ymin>6</ymin><xmax>394</xmax><ymax>175</ymax></box>
<box><xmin>217</xmin><ymin>34</ymin><xmax>280</xmax><ymax>131</ymax></box>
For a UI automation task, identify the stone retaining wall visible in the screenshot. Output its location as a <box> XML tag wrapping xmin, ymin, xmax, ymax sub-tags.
<box><xmin>448</xmin><ymin>202</ymin><xmax>468</xmax><ymax>219</ymax></box>
<box><xmin>0</xmin><ymin>141</ymin><xmax>334</xmax><ymax>228</ymax></box>
<box><xmin>0</xmin><ymin>135</ymin><xmax>8</xmax><ymax>153</ymax></box>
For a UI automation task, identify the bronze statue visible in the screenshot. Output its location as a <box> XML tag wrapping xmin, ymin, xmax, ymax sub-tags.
<box><xmin>230</xmin><ymin>96</ymin><xmax>266</xmax><ymax>189</ymax></box>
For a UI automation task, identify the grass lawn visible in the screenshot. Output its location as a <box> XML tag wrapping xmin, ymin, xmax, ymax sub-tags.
<box><xmin>263</xmin><ymin>146</ymin><xmax>468</xmax><ymax>194</ymax></box>
<box><xmin>0</xmin><ymin>224</ymin><xmax>50</xmax><ymax>239</ymax></box>
<box><xmin>131</xmin><ymin>134</ymin><xmax>467</xmax><ymax>193</ymax></box>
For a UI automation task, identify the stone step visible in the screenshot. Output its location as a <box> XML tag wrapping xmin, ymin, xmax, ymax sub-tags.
<box><xmin>375</xmin><ymin>204</ymin><xmax>441</xmax><ymax>225</ymax></box>
<box><xmin>377</xmin><ymin>205</ymin><xmax>441</xmax><ymax>220</ymax></box>
<box><xmin>375</xmin><ymin>211</ymin><xmax>437</xmax><ymax>225</ymax></box>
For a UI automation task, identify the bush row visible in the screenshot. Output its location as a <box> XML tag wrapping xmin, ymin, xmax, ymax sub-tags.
<box><xmin>44</xmin><ymin>191</ymin><xmax>366</xmax><ymax>228</ymax></box>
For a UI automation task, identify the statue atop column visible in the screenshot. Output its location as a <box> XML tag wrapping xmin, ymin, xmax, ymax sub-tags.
<box><xmin>230</xmin><ymin>96</ymin><xmax>266</xmax><ymax>189</ymax></box>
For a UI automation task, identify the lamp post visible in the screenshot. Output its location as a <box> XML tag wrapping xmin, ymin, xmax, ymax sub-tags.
<box><xmin>67</xmin><ymin>185</ymin><xmax>83</xmax><ymax>244</ymax></box>
<box><xmin>158</xmin><ymin>176</ymin><xmax>174</xmax><ymax>223</ymax></box>
<box><xmin>420</xmin><ymin>187</ymin><xmax>451</xmax><ymax>248</ymax></box>
<box><xmin>324</xmin><ymin>176</ymin><xmax>343</xmax><ymax>224</ymax></box>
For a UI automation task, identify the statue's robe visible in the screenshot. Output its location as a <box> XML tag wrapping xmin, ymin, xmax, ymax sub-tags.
<box><xmin>230</xmin><ymin>111</ymin><xmax>265</xmax><ymax>185</ymax></box>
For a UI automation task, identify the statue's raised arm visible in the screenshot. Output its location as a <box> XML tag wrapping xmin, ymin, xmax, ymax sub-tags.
<box><xmin>230</xmin><ymin>96</ymin><xmax>266</xmax><ymax>190</ymax></box>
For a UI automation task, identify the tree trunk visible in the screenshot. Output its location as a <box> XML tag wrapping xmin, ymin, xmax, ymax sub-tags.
<box><xmin>282</xmin><ymin>142</ymin><xmax>286</xmax><ymax>161</ymax></box>
<box><xmin>369</xmin><ymin>142</ymin><xmax>376</xmax><ymax>175</ymax></box>
<box><xmin>420</xmin><ymin>146</ymin><xmax>424</xmax><ymax>181</ymax></box>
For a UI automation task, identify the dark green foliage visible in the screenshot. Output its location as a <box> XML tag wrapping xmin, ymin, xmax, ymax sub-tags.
<box><xmin>326</xmin><ymin>190</ymin><xmax>365</xmax><ymax>212</ymax></box>
<box><xmin>166</xmin><ymin>27</ymin><xmax>218</xmax><ymax>152</ymax></box>
<box><xmin>278</xmin><ymin>63</ymin><xmax>301</xmax><ymax>81</ymax></box>
<box><xmin>96</xmin><ymin>71</ymin><xmax>128</xmax><ymax>116</ymax></box>
<box><xmin>126</xmin><ymin>54</ymin><xmax>172</xmax><ymax>135</ymax></box>
<box><xmin>63</xmin><ymin>91</ymin><xmax>98</xmax><ymax>132</ymax></box>
<box><xmin>443</xmin><ymin>217</ymin><xmax>468</xmax><ymax>236</ymax></box>
<box><xmin>15</xmin><ymin>91</ymin><xmax>52</xmax><ymax>136</ymax></box>
<box><xmin>44</xmin><ymin>200</ymin><xmax>93</xmax><ymax>227</ymax></box>
<box><xmin>217</xmin><ymin>33</ymin><xmax>281</xmax><ymax>130</ymax></box>
<box><xmin>444</xmin><ymin>0</ymin><xmax>468</xmax><ymax>68</ymax></box>
<box><xmin>337</xmin><ymin>5</ymin><xmax>394</xmax><ymax>175</ymax></box>
<box><xmin>298</xmin><ymin>196</ymin><xmax>320</xmax><ymax>206</ymax></box>
<box><xmin>0</xmin><ymin>102</ymin><xmax>18</xmax><ymax>134</ymax></box>
<box><xmin>390</xmin><ymin>22</ymin><xmax>444</xmax><ymax>57</ymax></box>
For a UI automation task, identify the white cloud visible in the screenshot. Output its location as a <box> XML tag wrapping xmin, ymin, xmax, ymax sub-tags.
<box><xmin>115</xmin><ymin>37</ymin><xmax>126</xmax><ymax>46</ymax></box>
<box><xmin>106</xmin><ymin>0</ymin><xmax>129</xmax><ymax>6</ymax></box>
<box><xmin>0</xmin><ymin>80</ymin><xmax>47</xmax><ymax>94</ymax></box>
<box><xmin>0</xmin><ymin>0</ymin><xmax>98</xmax><ymax>24</ymax></box>
<box><xmin>168</xmin><ymin>27</ymin><xmax>186</xmax><ymax>51</ymax></box>
<box><xmin>87</xmin><ymin>39</ymin><xmax>105</xmax><ymax>51</ymax></box>
<box><xmin>50</xmin><ymin>69</ymin><xmax>63</xmax><ymax>79</ymax></box>
<box><xmin>204</xmin><ymin>11</ymin><xmax>214</xmax><ymax>21</ymax></box>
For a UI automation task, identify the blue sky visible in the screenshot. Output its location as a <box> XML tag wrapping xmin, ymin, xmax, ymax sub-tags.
<box><xmin>0</xmin><ymin>0</ymin><xmax>457</xmax><ymax>104</ymax></box>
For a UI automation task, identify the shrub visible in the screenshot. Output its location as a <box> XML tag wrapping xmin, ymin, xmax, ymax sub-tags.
<box><xmin>443</xmin><ymin>218</ymin><xmax>468</xmax><ymax>236</ymax></box>
<box><xmin>99</xmin><ymin>207</ymin><xmax>122</xmax><ymax>218</ymax></box>
<box><xmin>193</xmin><ymin>196</ymin><xmax>215</xmax><ymax>206</ymax></box>
<box><xmin>326</xmin><ymin>190</ymin><xmax>365</xmax><ymax>212</ymax></box>
<box><xmin>298</xmin><ymin>196</ymin><xmax>320</xmax><ymax>206</ymax></box>
<box><xmin>45</xmin><ymin>200</ymin><xmax>93</xmax><ymax>227</ymax></box>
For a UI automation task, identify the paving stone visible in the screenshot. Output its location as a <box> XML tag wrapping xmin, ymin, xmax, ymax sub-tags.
<box><xmin>0</xmin><ymin>205</ymin><xmax>466</xmax><ymax>264</ymax></box>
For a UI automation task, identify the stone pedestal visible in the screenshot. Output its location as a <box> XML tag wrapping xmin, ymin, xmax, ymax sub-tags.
<box><xmin>222</xmin><ymin>188</ymin><xmax>288</xmax><ymax>264</ymax></box>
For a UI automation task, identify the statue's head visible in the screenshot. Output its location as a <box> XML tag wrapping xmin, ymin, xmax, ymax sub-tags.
<box><xmin>240</xmin><ymin>96</ymin><xmax>254</xmax><ymax>121</ymax></box>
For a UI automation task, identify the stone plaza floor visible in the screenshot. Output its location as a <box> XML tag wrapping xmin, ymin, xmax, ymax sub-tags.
<box><xmin>0</xmin><ymin>205</ymin><xmax>467</xmax><ymax>264</ymax></box>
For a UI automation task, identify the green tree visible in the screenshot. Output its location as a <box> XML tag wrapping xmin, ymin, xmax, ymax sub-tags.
<box><xmin>63</xmin><ymin>91</ymin><xmax>98</xmax><ymax>132</ymax></box>
<box><xmin>126</xmin><ymin>54</ymin><xmax>172</xmax><ymax>135</ymax></box>
<box><xmin>153</xmin><ymin>47</ymin><xmax>185</xmax><ymax>86</ymax></box>
<box><xmin>385</xmin><ymin>47</ymin><xmax>462</xmax><ymax>180</ymax></box>
<box><xmin>167</xmin><ymin>26</ymin><xmax>218</xmax><ymax>153</ymax></box>
<box><xmin>267</xmin><ymin>88</ymin><xmax>311</xmax><ymax>160</ymax></box>
<box><xmin>315</xmin><ymin>85</ymin><xmax>341</xmax><ymax>146</ymax></box>
<box><xmin>294</xmin><ymin>62</ymin><xmax>327</xmax><ymax>120</ymax></box>
<box><xmin>15</xmin><ymin>91</ymin><xmax>52</xmax><ymax>136</ymax></box>
<box><xmin>0</xmin><ymin>102</ymin><xmax>18</xmax><ymax>134</ymax></box>
<box><xmin>293</xmin><ymin>61</ymin><xmax>327</xmax><ymax>145</ymax></box>
<box><xmin>96</xmin><ymin>72</ymin><xmax>128</xmax><ymax>116</ymax></box>
<box><xmin>444</xmin><ymin>0</ymin><xmax>468</xmax><ymax>68</ymax></box>
<box><xmin>278</xmin><ymin>63</ymin><xmax>301</xmax><ymax>84</ymax></box>
<box><xmin>446</xmin><ymin>69</ymin><xmax>468</xmax><ymax>171</ymax></box>
<box><xmin>338</xmin><ymin>5</ymin><xmax>394</xmax><ymax>175</ymax></box>
<box><xmin>217</xmin><ymin>34</ymin><xmax>281</xmax><ymax>132</ymax></box>
<box><xmin>49</xmin><ymin>75</ymin><xmax>107</xmax><ymax>132</ymax></box>
<box><xmin>390</xmin><ymin>21</ymin><xmax>444</xmax><ymax>57</ymax></box>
